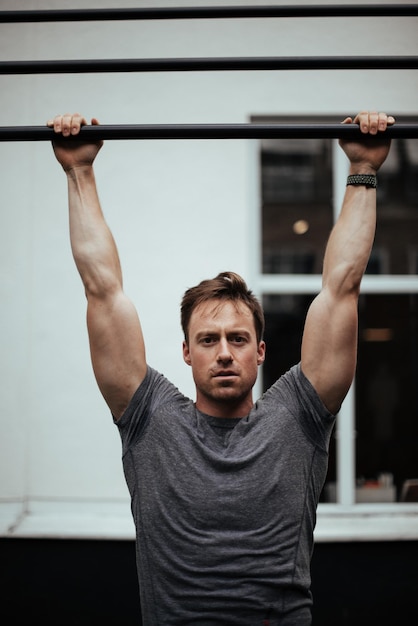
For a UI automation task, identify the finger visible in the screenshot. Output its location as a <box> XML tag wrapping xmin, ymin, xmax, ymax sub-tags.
<box><xmin>51</xmin><ymin>114</ymin><xmax>64</xmax><ymax>134</ymax></box>
<box><xmin>353</xmin><ymin>110</ymin><xmax>372</xmax><ymax>134</ymax></box>
<box><xmin>377</xmin><ymin>112</ymin><xmax>396</xmax><ymax>132</ymax></box>
<box><xmin>49</xmin><ymin>113</ymin><xmax>86</xmax><ymax>136</ymax></box>
<box><xmin>377</xmin><ymin>112</ymin><xmax>387</xmax><ymax>132</ymax></box>
<box><xmin>354</xmin><ymin>111</ymin><xmax>395</xmax><ymax>135</ymax></box>
<box><xmin>70</xmin><ymin>113</ymin><xmax>89</xmax><ymax>135</ymax></box>
<box><xmin>60</xmin><ymin>113</ymin><xmax>74</xmax><ymax>137</ymax></box>
<box><xmin>49</xmin><ymin>114</ymin><xmax>70</xmax><ymax>136</ymax></box>
<box><xmin>341</xmin><ymin>116</ymin><xmax>353</xmax><ymax>125</ymax></box>
<box><xmin>356</xmin><ymin>111</ymin><xmax>379</xmax><ymax>135</ymax></box>
<box><xmin>368</xmin><ymin>111</ymin><xmax>379</xmax><ymax>135</ymax></box>
<box><xmin>64</xmin><ymin>112</ymin><xmax>87</xmax><ymax>137</ymax></box>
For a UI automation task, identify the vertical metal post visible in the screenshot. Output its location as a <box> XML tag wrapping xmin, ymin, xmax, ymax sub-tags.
<box><xmin>333</xmin><ymin>140</ymin><xmax>356</xmax><ymax>506</ymax></box>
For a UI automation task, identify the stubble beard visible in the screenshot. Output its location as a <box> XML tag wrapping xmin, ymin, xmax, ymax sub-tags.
<box><xmin>200</xmin><ymin>375</ymin><xmax>255</xmax><ymax>410</ymax></box>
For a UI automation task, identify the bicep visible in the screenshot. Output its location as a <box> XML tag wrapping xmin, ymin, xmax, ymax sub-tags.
<box><xmin>86</xmin><ymin>290</ymin><xmax>147</xmax><ymax>419</ymax></box>
<box><xmin>301</xmin><ymin>289</ymin><xmax>358</xmax><ymax>414</ymax></box>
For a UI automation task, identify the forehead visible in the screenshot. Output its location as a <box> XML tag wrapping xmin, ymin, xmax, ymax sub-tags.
<box><xmin>189</xmin><ymin>299</ymin><xmax>255</xmax><ymax>332</ymax></box>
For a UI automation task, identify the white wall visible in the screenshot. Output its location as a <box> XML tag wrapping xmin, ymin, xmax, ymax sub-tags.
<box><xmin>1</xmin><ymin>0</ymin><xmax>417</xmax><ymax>535</ymax></box>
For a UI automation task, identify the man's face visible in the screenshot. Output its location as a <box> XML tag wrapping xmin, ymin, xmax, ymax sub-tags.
<box><xmin>183</xmin><ymin>299</ymin><xmax>265</xmax><ymax>417</ymax></box>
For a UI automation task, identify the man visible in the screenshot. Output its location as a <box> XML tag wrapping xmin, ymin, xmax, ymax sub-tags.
<box><xmin>48</xmin><ymin>111</ymin><xmax>394</xmax><ymax>625</ymax></box>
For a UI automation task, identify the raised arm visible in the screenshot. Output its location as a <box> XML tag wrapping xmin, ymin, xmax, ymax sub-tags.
<box><xmin>48</xmin><ymin>113</ymin><xmax>147</xmax><ymax>419</ymax></box>
<box><xmin>301</xmin><ymin>111</ymin><xmax>394</xmax><ymax>415</ymax></box>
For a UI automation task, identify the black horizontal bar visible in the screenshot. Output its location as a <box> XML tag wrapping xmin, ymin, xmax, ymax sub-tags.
<box><xmin>1</xmin><ymin>4</ymin><xmax>417</xmax><ymax>23</ymax></box>
<box><xmin>1</xmin><ymin>124</ymin><xmax>417</xmax><ymax>142</ymax></box>
<box><xmin>1</xmin><ymin>56</ymin><xmax>417</xmax><ymax>75</ymax></box>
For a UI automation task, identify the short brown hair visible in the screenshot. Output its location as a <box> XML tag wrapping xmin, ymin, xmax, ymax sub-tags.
<box><xmin>181</xmin><ymin>271</ymin><xmax>265</xmax><ymax>344</ymax></box>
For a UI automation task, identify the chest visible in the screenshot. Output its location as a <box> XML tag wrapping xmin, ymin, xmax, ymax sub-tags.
<box><xmin>134</xmin><ymin>411</ymin><xmax>320</xmax><ymax>533</ymax></box>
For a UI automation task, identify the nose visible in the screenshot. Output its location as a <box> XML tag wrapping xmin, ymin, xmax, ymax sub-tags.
<box><xmin>217</xmin><ymin>338</ymin><xmax>233</xmax><ymax>363</ymax></box>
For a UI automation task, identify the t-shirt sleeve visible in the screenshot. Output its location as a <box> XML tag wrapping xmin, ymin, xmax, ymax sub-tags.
<box><xmin>266</xmin><ymin>363</ymin><xmax>336</xmax><ymax>451</ymax></box>
<box><xmin>114</xmin><ymin>366</ymin><xmax>184</xmax><ymax>451</ymax></box>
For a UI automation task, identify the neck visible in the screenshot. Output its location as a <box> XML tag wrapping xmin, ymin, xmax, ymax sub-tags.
<box><xmin>195</xmin><ymin>395</ymin><xmax>254</xmax><ymax>419</ymax></box>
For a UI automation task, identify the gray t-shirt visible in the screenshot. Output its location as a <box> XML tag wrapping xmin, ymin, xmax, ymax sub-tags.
<box><xmin>116</xmin><ymin>363</ymin><xmax>335</xmax><ymax>625</ymax></box>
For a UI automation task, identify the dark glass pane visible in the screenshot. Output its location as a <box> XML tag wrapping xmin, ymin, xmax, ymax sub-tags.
<box><xmin>356</xmin><ymin>293</ymin><xmax>418</xmax><ymax>500</ymax></box>
<box><xmin>261</xmin><ymin>138</ymin><xmax>333</xmax><ymax>274</ymax></box>
<box><xmin>370</xmin><ymin>139</ymin><xmax>418</xmax><ymax>275</ymax></box>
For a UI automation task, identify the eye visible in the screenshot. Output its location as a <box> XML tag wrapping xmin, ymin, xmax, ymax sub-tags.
<box><xmin>200</xmin><ymin>336</ymin><xmax>216</xmax><ymax>344</ymax></box>
<box><xmin>231</xmin><ymin>335</ymin><xmax>246</xmax><ymax>344</ymax></box>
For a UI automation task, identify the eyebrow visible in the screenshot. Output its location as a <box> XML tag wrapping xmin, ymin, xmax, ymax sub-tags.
<box><xmin>194</xmin><ymin>329</ymin><xmax>252</xmax><ymax>340</ymax></box>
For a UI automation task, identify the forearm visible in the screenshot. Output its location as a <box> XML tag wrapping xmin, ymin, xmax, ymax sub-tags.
<box><xmin>66</xmin><ymin>165</ymin><xmax>123</xmax><ymax>297</ymax></box>
<box><xmin>324</xmin><ymin>111</ymin><xmax>394</xmax><ymax>295</ymax></box>
<box><xmin>322</xmin><ymin>182</ymin><xmax>376</xmax><ymax>296</ymax></box>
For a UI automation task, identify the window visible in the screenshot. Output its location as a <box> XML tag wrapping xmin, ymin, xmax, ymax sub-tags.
<box><xmin>255</xmin><ymin>115</ymin><xmax>418</xmax><ymax>509</ymax></box>
<box><xmin>261</xmin><ymin>135</ymin><xmax>333</xmax><ymax>276</ymax></box>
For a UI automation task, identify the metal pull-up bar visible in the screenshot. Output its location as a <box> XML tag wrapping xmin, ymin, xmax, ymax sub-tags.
<box><xmin>1</xmin><ymin>4</ymin><xmax>417</xmax><ymax>22</ymax></box>
<box><xmin>1</xmin><ymin>56</ymin><xmax>417</xmax><ymax>75</ymax></box>
<box><xmin>1</xmin><ymin>5</ymin><xmax>416</xmax><ymax>142</ymax></box>
<box><xmin>1</xmin><ymin>124</ymin><xmax>417</xmax><ymax>143</ymax></box>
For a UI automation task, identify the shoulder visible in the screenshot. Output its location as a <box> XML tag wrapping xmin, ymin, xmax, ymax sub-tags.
<box><xmin>259</xmin><ymin>363</ymin><xmax>335</xmax><ymax>431</ymax></box>
<box><xmin>115</xmin><ymin>366</ymin><xmax>195</xmax><ymax>451</ymax></box>
<box><xmin>261</xmin><ymin>363</ymin><xmax>307</xmax><ymax>403</ymax></box>
<box><xmin>116</xmin><ymin>366</ymin><xmax>189</xmax><ymax>429</ymax></box>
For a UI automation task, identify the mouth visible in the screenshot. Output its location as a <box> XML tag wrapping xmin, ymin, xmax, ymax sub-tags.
<box><xmin>213</xmin><ymin>370</ymin><xmax>238</xmax><ymax>379</ymax></box>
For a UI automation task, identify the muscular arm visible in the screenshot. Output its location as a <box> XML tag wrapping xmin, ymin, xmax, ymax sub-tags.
<box><xmin>50</xmin><ymin>114</ymin><xmax>146</xmax><ymax>419</ymax></box>
<box><xmin>301</xmin><ymin>111</ymin><xmax>394</xmax><ymax>414</ymax></box>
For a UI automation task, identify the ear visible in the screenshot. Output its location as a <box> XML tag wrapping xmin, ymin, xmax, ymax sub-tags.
<box><xmin>257</xmin><ymin>341</ymin><xmax>266</xmax><ymax>366</ymax></box>
<box><xmin>183</xmin><ymin>340</ymin><xmax>192</xmax><ymax>366</ymax></box>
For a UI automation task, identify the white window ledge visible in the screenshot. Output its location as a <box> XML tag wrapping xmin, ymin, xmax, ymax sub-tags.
<box><xmin>1</xmin><ymin>500</ymin><xmax>418</xmax><ymax>542</ymax></box>
<box><xmin>0</xmin><ymin>500</ymin><xmax>135</xmax><ymax>540</ymax></box>
<box><xmin>316</xmin><ymin>504</ymin><xmax>418</xmax><ymax>542</ymax></box>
